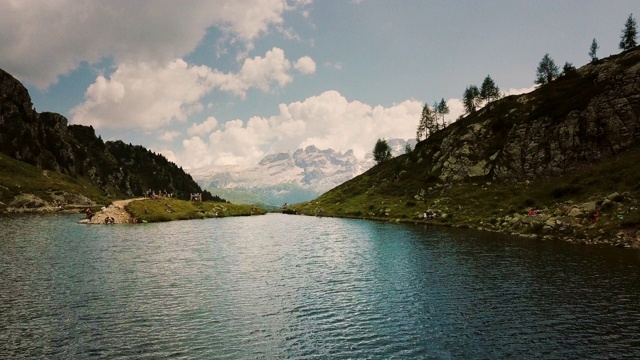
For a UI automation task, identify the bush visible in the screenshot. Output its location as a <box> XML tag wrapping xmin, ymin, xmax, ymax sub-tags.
<box><xmin>405</xmin><ymin>201</ymin><xmax>416</xmax><ymax>207</ymax></box>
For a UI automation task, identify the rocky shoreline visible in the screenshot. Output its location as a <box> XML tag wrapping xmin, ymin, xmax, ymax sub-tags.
<box><xmin>406</xmin><ymin>190</ymin><xmax>639</xmax><ymax>249</ymax></box>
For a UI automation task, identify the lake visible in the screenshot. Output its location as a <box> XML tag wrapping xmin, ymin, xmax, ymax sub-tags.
<box><xmin>1</xmin><ymin>213</ymin><xmax>639</xmax><ymax>359</ymax></box>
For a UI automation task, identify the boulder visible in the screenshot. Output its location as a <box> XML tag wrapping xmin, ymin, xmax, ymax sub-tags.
<box><xmin>567</xmin><ymin>207</ymin><xmax>583</xmax><ymax>217</ymax></box>
<box><xmin>581</xmin><ymin>201</ymin><xmax>597</xmax><ymax>212</ymax></box>
<box><xmin>10</xmin><ymin>194</ymin><xmax>47</xmax><ymax>209</ymax></box>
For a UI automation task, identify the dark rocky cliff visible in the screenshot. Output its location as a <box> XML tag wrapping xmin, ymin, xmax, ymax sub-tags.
<box><xmin>0</xmin><ymin>68</ymin><xmax>203</xmax><ymax>200</ymax></box>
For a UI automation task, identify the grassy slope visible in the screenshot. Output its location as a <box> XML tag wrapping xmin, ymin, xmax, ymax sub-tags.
<box><xmin>126</xmin><ymin>198</ymin><xmax>266</xmax><ymax>222</ymax></box>
<box><xmin>290</xmin><ymin>145</ymin><xmax>640</xmax><ymax>239</ymax></box>
<box><xmin>0</xmin><ymin>153</ymin><xmax>110</xmax><ymax>205</ymax></box>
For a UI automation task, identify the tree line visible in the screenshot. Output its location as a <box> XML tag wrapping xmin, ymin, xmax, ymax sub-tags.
<box><xmin>373</xmin><ymin>13</ymin><xmax>637</xmax><ymax>164</ymax></box>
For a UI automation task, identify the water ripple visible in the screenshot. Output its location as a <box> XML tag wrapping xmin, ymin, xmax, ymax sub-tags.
<box><xmin>1</xmin><ymin>213</ymin><xmax>640</xmax><ymax>358</ymax></box>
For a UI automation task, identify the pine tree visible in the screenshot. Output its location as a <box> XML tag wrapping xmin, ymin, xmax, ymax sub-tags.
<box><xmin>437</xmin><ymin>98</ymin><xmax>450</xmax><ymax>129</ymax></box>
<box><xmin>432</xmin><ymin>101</ymin><xmax>441</xmax><ymax>130</ymax></box>
<box><xmin>589</xmin><ymin>38</ymin><xmax>599</xmax><ymax>61</ymax></box>
<box><xmin>619</xmin><ymin>13</ymin><xmax>638</xmax><ymax>51</ymax></box>
<box><xmin>562</xmin><ymin>62</ymin><xmax>576</xmax><ymax>77</ymax></box>
<box><xmin>535</xmin><ymin>53</ymin><xmax>559</xmax><ymax>85</ymax></box>
<box><xmin>480</xmin><ymin>75</ymin><xmax>501</xmax><ymax>104</ymax></box>
<box><xmin>416</xmin><ymin>103</ymin><xmax>435</xmax><ymax>141</ymax></box>
<box><xmin>463</xmin><ymin>85</ymin><xmax>480</xmax><ymax>114</ymax></box>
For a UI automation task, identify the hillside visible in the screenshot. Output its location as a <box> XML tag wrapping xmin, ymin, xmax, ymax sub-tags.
<box><xmin>291</xmin><ymin>47</ymin><xmax>640</xmax><ymax>248</ymax></box>
<box><xmin>0</xmin><ymin>68</ymin><xmax>214</xmax><ymax>211</ymax></box>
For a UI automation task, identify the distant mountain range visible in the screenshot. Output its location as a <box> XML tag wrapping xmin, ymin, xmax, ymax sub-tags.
<box><xmin>189</xmin><ymin>139</ymin><xmax>416</xmax><ymax>207</ymax></box>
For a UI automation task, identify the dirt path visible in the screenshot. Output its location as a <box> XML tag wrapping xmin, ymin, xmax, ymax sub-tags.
<box><xmin>88</xmin><ymin>198</ymin><xmax>144</xmax><ymax>224</ymax></box>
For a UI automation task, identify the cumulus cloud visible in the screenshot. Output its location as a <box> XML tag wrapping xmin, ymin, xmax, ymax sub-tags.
<box><xmin>0</xmin><ymin>0</ymin><xmax>307</xmax><ymax>88</ymax></box>
<box><xmin>71</xmin><ymin>59</ymin><xmax>214</xmax><ymax>130</ymax></box>
<box><xmin>71</xmin><ymin>48</ymin><xmax>308</xmax><ymax>130</ymax></box>
<box><xmin>188</xmin><ymin>117</ymin><xmax>219</xmax><ymax>136</ymax></box>
<box><xmin>158</xmin><ymin>131</ymin><xmax>181</xmax><ymax>142</ymax></box>
<box><xmin>214</xmin><ymin>47</ymin><xmax>294</xmax><ymax>98</ymax></box>
<box><xmin>294</xmin><ymin>56</ymin><xmax>317</xmax><ymax>74</ymax></box>
<box><xmin>175</xmin><ymin>90</ymin><xmax>423</xmax><ymax>169</ymax></box>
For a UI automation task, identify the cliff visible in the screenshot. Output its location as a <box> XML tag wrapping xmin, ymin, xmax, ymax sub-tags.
<box><xmin>291</xmin><ymin>47</ymin><xmax>640</xmax><ymax>248</ymax></box>
<box><xmin>0</xmin><ymin>68</ymin><xmax>208</xmax><ymax>209</ymax></box>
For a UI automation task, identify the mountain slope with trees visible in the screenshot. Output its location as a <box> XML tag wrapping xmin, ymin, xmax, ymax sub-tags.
<box><xmin>292</xmin><ymin>47</ymin><xmax>640</xmax><ymax>248</ymax></box>
<box><xmin>0</xmin><ymin>68</ymin><xmax>218</xmax><ymax>211</ymax></box>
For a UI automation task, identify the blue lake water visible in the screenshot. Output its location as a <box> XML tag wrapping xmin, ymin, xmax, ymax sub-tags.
<box><xmin>1</xmin><ymin>213</ymin><xmax>639</xmax><ymax>359</ymax></box>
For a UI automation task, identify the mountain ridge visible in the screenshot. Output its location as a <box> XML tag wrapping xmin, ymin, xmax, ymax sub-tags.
<box><xmin>0</xmin><ymin>68</ymin><xmax>217</xmax><ymax>210</ymax></box>
<box><xmin>189</xmin><ymin>140</ymin><xmax>415</xmax><ymax>207</ymax></box>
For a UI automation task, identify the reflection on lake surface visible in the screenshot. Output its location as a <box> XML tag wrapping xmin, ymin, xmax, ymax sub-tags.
<box><xmin>1</xmin><ymin>213</ymin><xmax>639</xmax><ymax>358</ymax></box>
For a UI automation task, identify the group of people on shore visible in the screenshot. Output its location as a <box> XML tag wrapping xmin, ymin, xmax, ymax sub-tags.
<box><xmin>145</xmin><ymin>189</ymin><xmax>174</xmax><ymax>200</ymax></box>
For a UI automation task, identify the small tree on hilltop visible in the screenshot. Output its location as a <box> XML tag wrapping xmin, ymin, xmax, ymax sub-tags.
<box><xmin>373</xmin><ymin>138</ymin><xmax>392</xmax><ymax>164</ymax></box>
<box><xmin>432</xmin><ymin>101</ymin><xmax>441</xmax><ymax>130</ymax></box>
<box><xmin>535</xmin><ymin>53</ymin><xmax>559</xmax><ymax>85</ymax></box>
<box><xmin>417</xmin><ymin>103</ymin><xmax>434</xmax><ymax>141</ymax></box>
<box><xmin>561</xmin><ymin>62</ymin><xmax>577</xmax><ymax>77</ymax></box>
<box><xmin>619</xmin><ymin>13</ymin><xmax>638</xmax><ymax>51</ymax></box>
<box><xmin>589</xmin><ymin>38</ymin><xmax>599</xmax><ymax>61</ymax></box>
<box><xmin>480</xmin><ymin>75</ymin><xmax>501</xmax><ymax>104</ymax></box>
<box><xmin>437</xmin><ymin>98</ymin><xmax>450</xmax><ymax>129</ymax></box>
<box><xmin>463</xmin><ymin>85</ymin><xmax>480</xmax><ymax>114</ymax></box>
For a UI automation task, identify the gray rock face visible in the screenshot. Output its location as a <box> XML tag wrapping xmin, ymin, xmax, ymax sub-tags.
<box><xmin>417</xmin><ymin>49</ymin><xmax>640</xmax><ymax>183</ymax></box>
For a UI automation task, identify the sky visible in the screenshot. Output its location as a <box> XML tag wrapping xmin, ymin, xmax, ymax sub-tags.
<box><xmin>1</xmin><ymin>0</ymin><xmax>638</xmax><ymax>170</ymax></box>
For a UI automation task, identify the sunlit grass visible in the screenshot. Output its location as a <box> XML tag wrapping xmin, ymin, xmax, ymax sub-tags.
<box><xmin>126</xmin><ymin>198</ymin><xmax>266</xmax><ymax>222</ymax></box>
<box><xmin>290</xmin><ymin>146</ymin><xmax>640</xmax><ymax>239</ymax></box>
<box><xmin>0</xmin><ymin>153</ymin><xmax>110</xmax><ymax>205</ymax></box>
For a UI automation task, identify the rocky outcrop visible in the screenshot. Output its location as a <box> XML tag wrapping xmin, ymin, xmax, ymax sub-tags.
<box><xmin>305</xmin><ymin>48</ymin><xmax>640</xmax><ymax>249</ymax></box>
<box><xmin>0</xmin><ymin>68</ymin><xmax>205</xmax><ymax>200</ymax></box>
<box><xmin>415</xmin><ymin>48</ymin><xmax>640</xmax><ymax>183</ymax></box>
<box><xmin>483</xmin><ymin>192</ymin><xmax>640</xmax><ymax>248</ymax></box>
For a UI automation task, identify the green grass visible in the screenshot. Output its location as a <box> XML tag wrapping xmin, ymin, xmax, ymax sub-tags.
<box><xmin>290</xmin><ymin>145</ymin><xmax>640</xmax><ymax>238</ymax></box>
<box><xmin>0</xmin><ymin>153</ymin><xmax>110</xmax><ymax>205</ymax></box>
<box><xmin>126</xmin><ymin>198</ymin><xmax>266</xmax><ymax>222</ymax></box>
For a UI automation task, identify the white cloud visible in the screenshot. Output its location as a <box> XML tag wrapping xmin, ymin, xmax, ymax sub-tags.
<box><xmin>445</xmin><ymin>98</ymin><xmax>466</xmax><ymax>124</ymax></box>
<box><xmin>176</xmin><ymin>90</ymin><xmax>423</xmax><ymax>169</ymax></box>
<box><xmin>157</xmin><ymin>149</ymin><xmax>177</xmax><ymax>164</ymax></box>
<box><xmin>294</xmin><ymin>56</ymin><xmax>317</xmax><ymax>74</ymax></box>
<box><xmin>504</xmin><ymin>86</ymin><xmax>536</xmax><ymax>96</ymax></box>
<box><xmin>214</xmin><ymin>47</ymin><xmax>295</xmax><ymax>98</ymax></box>
<box><xmin>158</xmin><ymin>130</ymin><xmax>181</xmax><ymax>142</ymax></box>
<box><xmin>71</xmin><ymin>59</ymin><xmax>215</xmax><ymax>130</ymax></box>
<box><xmin>71</xmin><ymin>48</ymin><xmax>304</xmax><ymax>130</ymax></box>
<box><xmin>0</xmin><ymin>0</ymin><xmax>308</xmax><ymax>88</ymax></box>
<box><xmin>188</xmin><ymin>117</ymin><xmax>219</xmax><ymax>136</ymax></box>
